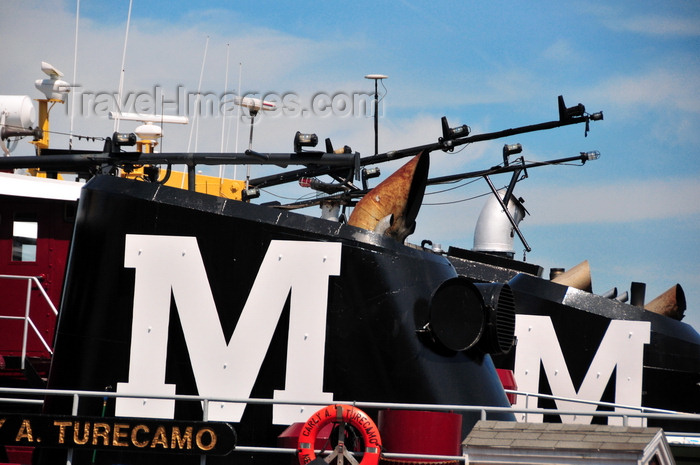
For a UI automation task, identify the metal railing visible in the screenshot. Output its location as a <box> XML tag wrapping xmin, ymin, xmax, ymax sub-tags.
<box><xmin>0</xmin><ymin>274</ymin><xmax>59</xmax><ymax>369</ymax></box>
<box><xmin>511</xmin><ymin>388</ymin><xmax>683</xmax><ymax>424</ymax></box>
<box><xmin>1</xmin><ymin>386</ymin><xmax>698</xmax><ymax>464</ymax></box>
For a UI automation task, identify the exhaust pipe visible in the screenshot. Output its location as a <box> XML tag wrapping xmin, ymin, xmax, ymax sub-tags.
<box><xmin>630</xmin><ymin>282</ymin><xmax>646</xmax><ymax>307</ymax></box>
<box><xmin>348</xmin><ymin>152</ymin><xmax>429</xmax><ymax>243</ymax></box>
<box><xmin>645</xmin><ymin>284</ymin><xmax>686</xmax><ymax>321</ymax></box>
<box><xmin>472</xmin><ymin>188</ymin><xmax>526</xmax><ymax>258</ymax></box>
<box><xmin>550</xmin><ymin>260</ymin><xmax>592</xmax><ymax>292</ymax></box>
<box><xmin>549</xmin><ymin>268</ymin><xmax>565</xmax><ymax>280</ymax></box>
<box><xmin>602</xmin><ymin>287</ymin><xmax>618</xmax><ymax>299</ymax></box>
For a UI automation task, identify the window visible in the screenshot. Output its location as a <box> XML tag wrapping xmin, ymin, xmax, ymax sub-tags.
<box><xmin>12</xmin><ymin>215</ymin><xmax>38</xmax><ymax>262</ymax></box>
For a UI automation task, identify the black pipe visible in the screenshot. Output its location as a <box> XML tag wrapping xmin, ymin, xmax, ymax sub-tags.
<box><xmin>249</xmin><ymin>114</ymin><xmax>595</xmax><ymax>188</ymax></box>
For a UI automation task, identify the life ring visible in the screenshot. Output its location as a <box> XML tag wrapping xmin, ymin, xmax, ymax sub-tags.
<box><xmin>297</xmin><ymin>404</ymin><xmax>382</xmax><ymax>465</ymax></box>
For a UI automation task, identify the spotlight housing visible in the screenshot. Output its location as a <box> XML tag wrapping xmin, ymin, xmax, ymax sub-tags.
<box><xmin>361</xmin><ymin>167</ymin><xmax>381</xmax><ymax>190</ymax></box>
<box><xmin>558</xmin><ymin>95</ymin><xmax>586</xmax><ymax>121</ymax></box>
<box><xmin>325</xmin><ymin>138</ymin><xmax>352</xmax><ymax>154</ymax></box>
<box><xmin>294</xmin><ymin>131</ymin><xmax>318</xmax><ymax>153</ymax></box>
<box><xmin>241</xmin><ymin>188</ymin><xmax>260</xmax><ymax>201</ymax></box>
<box><xmin>112</xmin><ymin>132</ymin><xmax>137</xmax><ymax>147</ymax></box>
<box><xmin>441</xmin><ymin>116</ymin><xmax>470</xmax><ymax>140</ymax></box>
<box><xmin>502</xmin><ymin>143</ymin><xmax>522</xmax><ymax>166</ymax></box>
<box><xmin>362</xmin><ymin>167</ymin><xmax>381</xmax><ymax>180</ymax></box>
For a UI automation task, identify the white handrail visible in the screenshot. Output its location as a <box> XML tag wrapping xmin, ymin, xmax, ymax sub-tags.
<box><xmin>0</xmin><ymin>386</ymin><xmax>698</xmax><ymax>464</ymax></box>
<box><xmin>0</xmin><ymin>274</ymin><xmax>58</xmax><ymax>369</ymax></box>
<box><xmin>1</xmin><ymin>386</ymin><xmax>698</xmax><ymax>422</ymax></box>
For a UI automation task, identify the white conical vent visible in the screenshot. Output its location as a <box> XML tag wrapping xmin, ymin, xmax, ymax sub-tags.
<box><xmin>473</xmin><ymin>189</ymin><xmax>526</xmax><ymax>257</ymax></box>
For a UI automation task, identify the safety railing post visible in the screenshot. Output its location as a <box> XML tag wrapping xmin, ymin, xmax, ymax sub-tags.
<box><xmin>1</xmin><ymin>275</ymin><xmax>58</xmax><ymax>361</ymax></box>
<box><xmin>66</xmin><ymin>393</ymin><xmax>80</xmax><ymax>465</ymax></box>
<box><xmin>21</xmin><ymin>279</ymin><xmax>32</xmax><ymax>370</ymax></box>
<box><xmin>201</xmin><ymin>399</ymin><xmax>209</xmax><ymax>465</ymax></box>
<box><xmin>525</xmin><ymin>393</ymin><xmax>530</xmax><ymax>423</ymax></box>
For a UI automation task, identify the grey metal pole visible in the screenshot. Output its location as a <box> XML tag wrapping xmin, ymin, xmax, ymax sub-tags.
<box><xmin>373</xmin><ymin>79</ymin><xmax>379</xmax><ymax>155</ymax></box>
<box><xmin>364</xmin><ymin>74</ymin><xmax>387</xmax><ymax>156</ymax></box>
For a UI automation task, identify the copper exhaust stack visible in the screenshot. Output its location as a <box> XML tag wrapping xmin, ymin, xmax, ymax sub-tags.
<box><xmin>645</xmin><ymin>284</ymin><xmax>686</xmax><ymax>321</ymax></box>
<box><xmin>348</xmin><ymin>152</ymin><xmax>429</xmax><ymax>243</ymax></box>
<box><xmin>549</xmin><ymin>268</ymin><xmax>565</xmax><ymax>280</ymax></box>
<box><xmin>550</xmin><ymin>260</ymin><xmax>592</xmax><ymax>292</ymax></box>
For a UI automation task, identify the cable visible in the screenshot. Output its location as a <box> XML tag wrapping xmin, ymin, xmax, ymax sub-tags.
<box><xmin>0</xmin><ymin>124</ymin><xmax>105</xmax><ymax>142</ymax></box>
<box><xmin>425</xmin><ymin>177</ymin><xmax>480</xmax><ymax>195</ymax></box>
<box><xmin>259</xmin><ymin>188</ymin><xmax>317</xmax><ymax>202</ymax></box>
<box><xmin>423</xmin><ymin>190</ymin><xmax>493</xmax><ymax>206</ymax></box>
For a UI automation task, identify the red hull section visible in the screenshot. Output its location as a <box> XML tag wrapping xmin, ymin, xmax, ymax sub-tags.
<box><xmin>0</xmin><ymin>194</ymin><xmax>74</xmax><ymax>364</ymax></box>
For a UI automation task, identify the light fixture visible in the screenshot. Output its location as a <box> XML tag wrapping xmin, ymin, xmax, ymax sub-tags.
<box><xmin>361</xmin><ymin>167</ymin><xmax>381</xmax><ymax>190</ymax></box>
<box><xmin>241</xmin><ymin>187</ymin><xmax>260</xmax><ymax>201</ymax></box>
<box><xmin>112</xmin><ymin>132</ymin><xmax>137</xmax><ymax>147</ymax></box>
<box><xmin>293</xmin><ymin>131</ymin><xmax>318</xmax><ymax>153</ymax></box>
<box><xmin>441</xmin><ymin>116</ymin><xmax>470</xmax><ymax>140</ymax></box>
<box><xmin>362</xmin><ymin>167</ymin><xmax>380</xmax><ymax>179</ymax></box>
<box><xmin>364</xmin><ymin>74</ymin><xmax>388</xmax><ymax>155</ymax></box>
<box><xmin>503</xmin><ymin>143</ymin><xmax>522</xmax><ymax>156</ymax></box>
<box><xmin>325</xmin><ymin>138</ymin><xmax>352</xmax><ymax>154</ymax></box>
<box><xmin>439</xmin><ymin>116</ymin><xmax>470</xmax><ymax>151</ymax></box>
<box><xmin>582</xmin><ymin>150</ymin><xmax>600</xmax><ymax>161</ymax></box>
<box><xmin>502</xmin><ymin>143</ymin><xmax>523</xmax><ymax>166</ymax></box>
<box><xmin>298</xmin><ymin>177</ymin><xmax>345</xmax><ymax>194</ymax></box>
<box><xmin>558</xmin><ymin>95</ymin><xmax>586</xmax><ymax>121</ymax></box>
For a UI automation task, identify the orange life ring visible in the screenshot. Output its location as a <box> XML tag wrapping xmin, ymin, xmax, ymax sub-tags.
<box><xmin>297</xmin><ymin>404</ymin><xmax>382</xmax><ymax>465</ymax></box>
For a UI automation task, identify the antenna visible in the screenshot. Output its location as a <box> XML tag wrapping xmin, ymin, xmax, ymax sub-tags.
<box><xmin>219</xmin><ymin>43</ymin><xmax>230</xmax><ymax>181</ymax></box>
<box><xmin>182</xmin><ymin>35</ymin><xmax>209</xmax><ymax>188</ymax></box>
<box><xmin>233</xmin><ymin>96</ymin><xmax>277</xmax><ymax>189</ymax></box>
<box><xmin>228</xmin><ymin>62</ymin><xmax>243</xmax><ymax>179</ymax></box>
<box><xmin>69</xmin><ymin>0</ymin><xmax>80</xmax><ymax>150</ymax></box>
<box><xmin>114</xmin><ymin>0</ymin><xmax>134</xmax><ymax>132</ymax></box>
<box><xmin>220</xmin><ymin>47</ymin><xmax>230</xmax><ymax>150</ymax></box>
<box><xmin>364</xmin><ymin>74</ymin><xmax>388</xmax><ymax>155</ymax></box>
<box><xmin>31</xmin><ymin>61</ymin><xmax>72</xmax><ymax>151</ymax></box>
<box><xmin>40</xmin><ymin>62</ymin><xmax>64</xmax><ymax>79</ymax></box>
<box><xmin>109</xmin><ymin>112</ymin><xmax>189</xmax><ymax>125</ymax></box>
<box><xmin>108</xmin><ymin>112</ymin><xmax>188</xmax><ymax>153</ymax></box>
<box><xmin>187</xmin><ymin>35</ymin><xmax>209</xmax><ymax>153</ymax></box>
<box><xmin>35</xmin><ymin>62</ymin><xmax>71</xmax><ymax>100</ymax></box>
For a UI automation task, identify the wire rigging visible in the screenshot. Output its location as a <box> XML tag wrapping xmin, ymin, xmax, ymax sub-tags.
<box><xmin>423</xmin><ymin>189</ymin><xmax>495</xmax><ymax>206</ymax></box>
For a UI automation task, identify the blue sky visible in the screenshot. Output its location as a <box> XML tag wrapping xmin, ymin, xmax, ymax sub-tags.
<box><xmin>2</xmin><ymin>0</ymin><xmax>699</xmax><ymax>331</ymax></box>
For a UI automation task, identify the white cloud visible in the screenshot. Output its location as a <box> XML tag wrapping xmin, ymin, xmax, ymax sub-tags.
<box><xmin>607</xmin><ymin>15</ymin><xmax>700</xmax><ymax>37</ymax></box>
<box><xmin>596</xmin><ymin>69</ymin><xmax>700</xmax><ymax>114</ymax></box>
<box><xmin>0</xmin><ymin>0</ymin><xmax>376</xmax><ymax>159</ymax></box>
<box><xmin>520</xmin><ymin>176</ymin><xmax>700</xmax><ymax>225</ymax></box>
<box><xmin>580</xmin><ymin>3</ymin><xmax>700</xmax><ymax>38</ymax></box>
<box><xmin>408</xmin><ymin>175</ymin><xmax>700</xmax><ymax>255</ymax></box>
<box><xmin>542</xmin><ymin>39</ymin><xmax>580</xmax><ymax>63</ymax></box>
<box><xmin>584</xmin><ymin>66</ymin><xmax>700</xmax><ymax>146</ymax></box>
